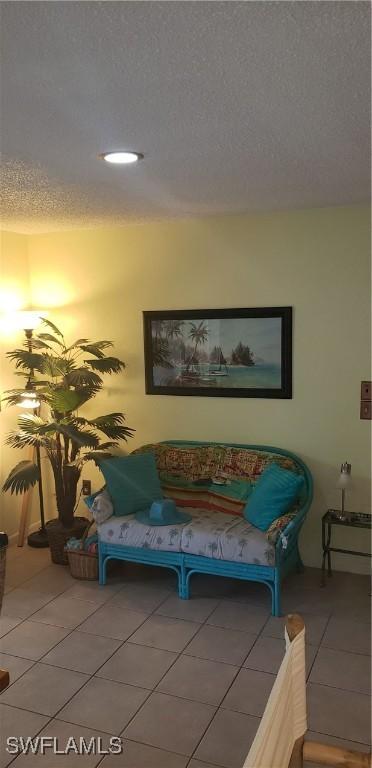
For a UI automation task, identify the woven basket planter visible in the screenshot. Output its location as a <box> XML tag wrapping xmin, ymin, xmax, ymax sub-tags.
<box><xmin>66</xmin><ymin>520</ymin><xmax>98</xmax><ymax>581</ymax></box>
<box><xmin>46</xmin><ymin>517</ymin><xmax>89</xmax><ymax>565</ymax></box>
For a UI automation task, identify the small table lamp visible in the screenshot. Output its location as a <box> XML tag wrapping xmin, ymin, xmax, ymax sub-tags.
<box><xmin>337</xmin><ymin>462</ymin><xmax>352</xmax><ymax>520</ymax></box>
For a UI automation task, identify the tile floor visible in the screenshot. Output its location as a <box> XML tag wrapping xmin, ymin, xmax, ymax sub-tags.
<box><xmin>0</xmin><ymin>544</ymin><xmax>370</xmax><ymax>767</ymax></box>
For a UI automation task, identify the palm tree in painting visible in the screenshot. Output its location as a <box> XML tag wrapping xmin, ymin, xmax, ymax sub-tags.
<box><xmin>185</xmin><ymin>321</ymin><xmax>209</xmax><ymax>374</ymax></box>
<box><xmin>152</xmin><ymin>338</ymin><xmax>173</xmax><ymax>368</ymax></box>
<box><xmin>152</xmin><ymin>320</ymin><xmax>165</xmax><ymax>339</ymax></box>
<box><xmin>164</xmin><ymin>320</ymin><xmax>184</xmax><ymax>340</ymax></box>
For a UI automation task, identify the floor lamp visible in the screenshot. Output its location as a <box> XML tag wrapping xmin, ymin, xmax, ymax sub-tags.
<box><xmin>15</xmin><ymin>311</ymin><xmax>49</xmax><ymax>548</ymax></box>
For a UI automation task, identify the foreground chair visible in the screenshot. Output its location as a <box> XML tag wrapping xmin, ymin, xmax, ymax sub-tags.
<box><xmin>244</xmin><ymin>614</ymin><xmax>370</xmax><ymax>768</ymax></box>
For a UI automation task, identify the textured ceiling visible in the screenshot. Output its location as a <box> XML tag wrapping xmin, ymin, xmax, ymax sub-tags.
<box><xmin>1</xmin><ymin>1</ymin><xmax>370</xmax><ymax>233</ymax></box>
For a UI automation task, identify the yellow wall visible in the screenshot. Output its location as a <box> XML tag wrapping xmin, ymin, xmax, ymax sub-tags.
<box><xmin>0</xmin><ymin>231</ymin><xmax>40</xmax><ymax>537</ymax></box>
<box><xmin>1</xmin><ymin>207</ymin><xmax>371</xmax><ymax>571</ymax></box>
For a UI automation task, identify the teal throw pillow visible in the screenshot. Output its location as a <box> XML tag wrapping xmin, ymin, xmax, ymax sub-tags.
<box><xmin>244</xmin><ymin>463</ymin><xmax>304</xmax><ymax>532</ymax></box>
<box><xmin>98</xmin><ymin>453</ymin><xmax>163</xmax><ymax>516</ymax></box>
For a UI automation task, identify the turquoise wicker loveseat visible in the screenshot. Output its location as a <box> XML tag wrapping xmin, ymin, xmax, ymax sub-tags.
<box><xmin>98</xmin><ymin>441</ymin><xmax>313</xmax><ymax>616</ymax></box>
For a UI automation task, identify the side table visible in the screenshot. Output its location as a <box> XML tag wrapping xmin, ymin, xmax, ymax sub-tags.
<box><xmin>321</xmin><ymin>510</ymin><xmax>371</xmax><ymax>586</ymax></box>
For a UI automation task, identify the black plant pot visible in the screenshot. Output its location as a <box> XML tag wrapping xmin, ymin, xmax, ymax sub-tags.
<box><xmin>46</xmin><ymin>517</ymin><xmax>90</xmax><ymax>565</ymax></box>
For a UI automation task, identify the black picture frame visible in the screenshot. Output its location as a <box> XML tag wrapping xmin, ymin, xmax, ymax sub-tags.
<box><xmin>143</xmin><ymin>307</ymin><xmax>292</xmax><ymax>398</ymax></box>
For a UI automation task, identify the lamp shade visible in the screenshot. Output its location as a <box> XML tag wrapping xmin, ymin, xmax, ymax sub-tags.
<box><xmin>17</xmin><ymin>392</ymin><xmax>41</xmax><ymax>409</ymax></box>
<box><xmin>336</xmin><ymin>462</ymin><xmax>352</xmax><ymax>489</ymax></box>
<box><xmin>12</xmin><ymin>310</ymin><xmax>47</xmax><ymax>331</ymax></box>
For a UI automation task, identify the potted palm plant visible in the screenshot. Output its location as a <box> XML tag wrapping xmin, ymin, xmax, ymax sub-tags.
<box><xmin>2</xmin><ymin>318</ymin><xmax>134</xmax><ymax>564</ymax></box>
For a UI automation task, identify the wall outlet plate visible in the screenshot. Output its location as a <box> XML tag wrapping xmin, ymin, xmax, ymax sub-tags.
<box><xmin>360</xmin><ymin>400</ymin><xmax>372</xmax><ymax>420</ymax></box>
<box><xmin>361</xmin><ymin>381</ymin><xmax>372</xmax><ymax>401</ymax></box>
<box><xmin>82</xmin><ymin>480</ymin><xmax>92</xmax><ymax>496</ymax></box>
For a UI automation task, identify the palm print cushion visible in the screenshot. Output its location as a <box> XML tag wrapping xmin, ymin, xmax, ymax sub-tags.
<box><xmin>98</xmin><ymin>508</ymin><xmax>275</xmax><ymax>566</ymax></box>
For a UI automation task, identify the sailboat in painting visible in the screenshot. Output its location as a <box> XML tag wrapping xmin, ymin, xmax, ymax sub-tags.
<box><xmin>210</xmin><ymin>348</ymin><xmax>229</xmax><ymax>377</ymax></box>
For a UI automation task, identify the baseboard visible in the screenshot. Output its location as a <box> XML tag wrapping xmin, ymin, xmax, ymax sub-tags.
<box><xmin>8</xmin><ymin>519</ymin><xmax>41</xmax><ymax>547</ymax></box>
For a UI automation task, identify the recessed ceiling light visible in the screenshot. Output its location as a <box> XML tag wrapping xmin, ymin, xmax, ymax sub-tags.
<box><xmin>100</xmin><ymin>151</ymin><xmax>143</xmax><ymax>164</ymax></box>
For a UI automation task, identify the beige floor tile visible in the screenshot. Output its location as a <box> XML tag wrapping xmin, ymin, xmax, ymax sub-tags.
<box><xmin>0</xmin><ymin>616</ymin><xmax>23</xmax><ymax>639</ymax></box>
<box><xmin>263</xmin><ymin>613</ymin><xmax>328</xmax><ymax>645</ymax></box>
<box><xmin>123</xmin><ymin>691</ymin><xmax>216</xmax><ymax>756</ymax></box>
<box><xmin>0</xmin><ymin>663</ymin><xmax>89</xmax><ymax>716</ymax></box>
<box><xmin>309</xmin><ymin>647</ymin><xmax>371</xmax><ymax>695</ymax></box>
<box><xmin>184</xmin><ymin>624</ymin><xmax>257</xmax><ymax>665</ymax></box>
<box><xmin>1</xmin><ymin>589</ymin><xmax>56</xmax><ymax>620</ymax></box>
<box><xmin>97</xmin><ymin>642</ymin><xmax>177</xmax><ymax>689</ymax></box>
<box><xmin>0</xmin><ymin>704</ymin><xmax>49</xmax><ymax>768</ymax></box>
<box><xmin>62</xmin><ymin>582</ymin><xmax>122</xmax><ymax>605</ymax></box>
<box><xmin>58</xmin><ymin>677</ymin><xmax>148</xmax><ymax>734</ymax></box>
<box><xmin>221</xmin><ymin>667</ymin><xmax>275</xmax><ymax>717</ymax></box>
<box><xmin>243</xmin><ymin>635</ymin><xmax>317</xmax><ymax>676</ymax></box>
<box><xmin>155</xmin><ymin>595</ymin><xmax>219</xmax><ymax>623</ymax></box>
<box><xmin>11</xmin><ymin>719</ymin><xmax>115</xmax><ymax>767</ymax></box>
<box><xmin>101</xmin><ymin>740</ymin><xmax>188</xmax><ymax>767</ymax></box>
<box><xmin>194</xmin><ymin>708</ymin><xmax>260</xmax><ymax>768</ymax></box>
<box><xmin>21</xmin><ymin>566</ymin><xmax>76</xmax><ymax>595</ymax></box>
<box><xmin>157</xmin><ymin>654</ymin><xmax>238</xmax><ymax>705</ymax></box>
<box><xmin>108</xmin><ymin>583</ymin><xmax>170</xmax><ymax>613</ymax></box>
<box><xmin>41</xmin><ymin>631</ymin><xmax>121</xmax><ymax>674</ymax></box>
<box><xmin>223</xmin><ymin>580</ymin><xmax>272</xmax><ymax>607</ymax></box>
<box><xmin>307</xmin><ymin>683</ymin><xmax>371</xmax><ymax>744</ymax></box>
<box><xmin>321</xmin><ymin>617</ymin><xmax>371</xmax><ymax>656</ymax></box>
<box><xmin>77</xmin><ymin>605</ymin><xmax>148</xmax><ymax>640</ymax></box>
<box><xmin>207</xmin><ymin>602</ymin><xmax>269</xmax><ymax>634</ymax></box>
<box><xmin>281</xmin><ymin>588</ymin><xmax>334</xmax><ymax>617</ymax></box>
<box><xmin>0</xmin><ymin>653</ymin><xmax>34</xmax><ymax>684</ymax></box>
<box><xmin>0</xmin><ymin>621</ymin><xmax>69</xmax><ymax>661</ymax></box>
<box><xmin>188</xmin><ymin>761</ymin><xmax>220</xmax><ymax>768</ymax></box>
<box><xmin>129</xmin><ymin>614</ymin><xmax>200</xmax><ymax>652</ymax></box>
<box><xmin>30</xmin><ymin>596</ymin><xmax>98</xmax><ymax>629</ymax></box>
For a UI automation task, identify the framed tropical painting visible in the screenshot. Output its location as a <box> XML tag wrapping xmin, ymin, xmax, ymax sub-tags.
<box><xmin>143</xmin><ymin>307</ymin><xmax>292</xmax><ymax>398</ymax></box>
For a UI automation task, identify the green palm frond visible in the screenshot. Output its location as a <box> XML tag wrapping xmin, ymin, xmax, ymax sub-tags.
<box><xmin>3</xmin><ymin>460</ymin><xmax>40</xmax><ymax>494</ymax></box>
<box><xmin>73</xmin><ymin>444</ymin><xmax>119</xmax><ymax>466</ymax></box>
<box><xmin>56</xmin><ymin>424</ymin><xmax>100</xmax><ymax>449</ymax></box>
<box><xmin>85</xmin><ymin>357</ymin><xmax>125</xmax><ymax>374</ymax></box>
<box><xmin>37</xmin><ymin>332</ymin><xmax>64</xmax><ymax>347</ymax></box>
<box><xmin>50</xmin><ymin>388</ymin><xmax>92</xmax><ymax>413</ymax></box>
<box><xmin>63</xmin><ymin>339</ymin><xmax>89</xmax><ymax>353</ymax></box>
<box><xmin>69</xmin><ymin>413</ymin><xmax>134</xmax><ymax>441</ymax></box>
<box><xmin>65</xmin><ymin>368</ymin><xmax>102</xmax><ymax>389</ymax></box>
<box><xmin>17</xmin><ymin>414</ymin><xmax>47</xmax><ymax>431</ymax></box>
<box><xmin>78</xmin><ymin>341</ymin><xmax>113</xmax><ymax>358</ymax></box>
<box><xmin>6</xmin><ymin>431</ymin><xmax>51</xmax><ymax>449</ymax></box>
<box><xmin>6</xmin><ymin>349</ymin><xmax>45</xmax><ymax>372</ymax></box>
<box><xmin>24</xmin><ymin>338</ymin><xmax>53</xmax><ymax>350</ymax></box>
<box><xmin>41</xmin><ymin>317</ymin><xmax>64</xmax><ymax>338</ymax></box>
<box><xmin>41</xmin><ymin>355</ymin><xmax>74</xmax><ymax>377</ymax></box>
<box><xmin>89</xmin><ymin>413</ymin><xmax>134</xmax><ymax>440</ymax></box>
